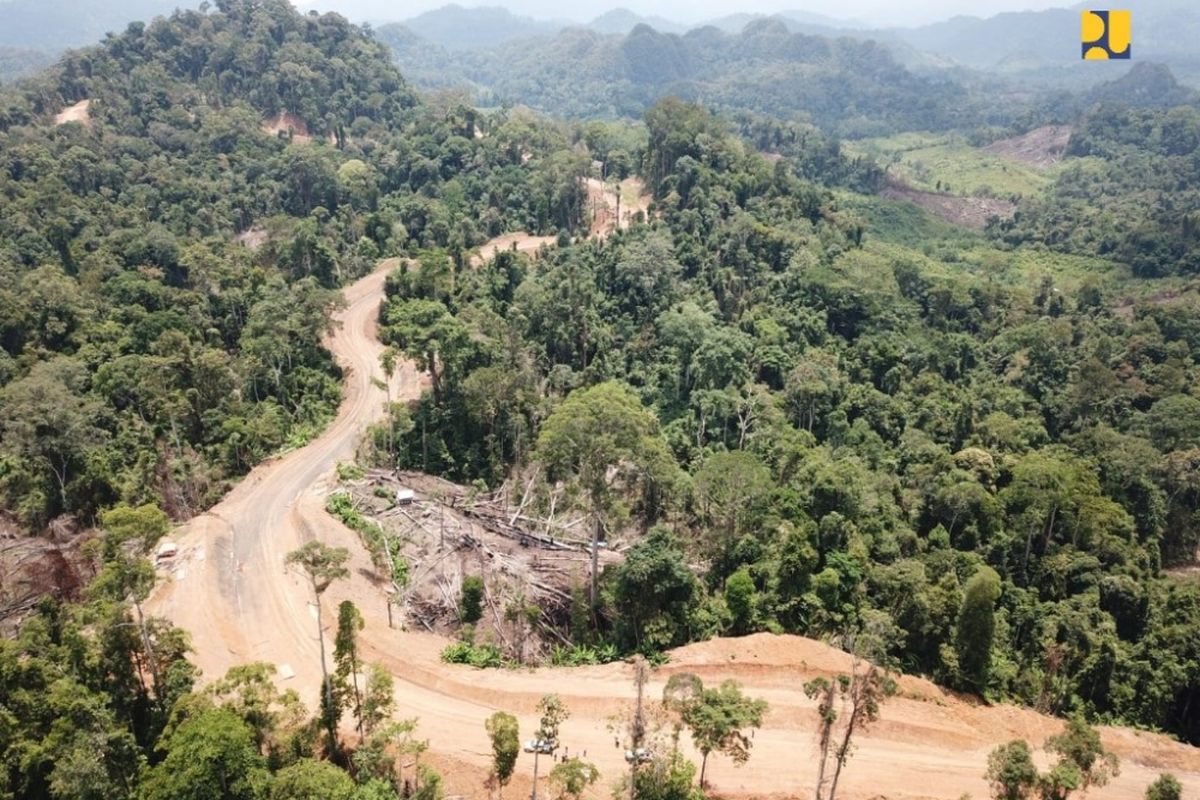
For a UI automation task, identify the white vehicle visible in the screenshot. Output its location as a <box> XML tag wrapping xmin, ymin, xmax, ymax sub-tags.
<box><xmin>624</xmin><ymin>747</ymin><xmax>653</xmax><ymax>764</ymax></box>
<box><xmin>523</xmin><ymin>738</ymin><xmax>556</xmax><ymax>754</ymax></box>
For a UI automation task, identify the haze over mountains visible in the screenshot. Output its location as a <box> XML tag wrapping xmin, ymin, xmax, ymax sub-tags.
<box><xmin>370</xmin><ymin>1</ymin><xmax>1200</xmax><ymax>89</ymax></box>
<box><xmin>3</xmin><ymin>0</ymin><xmax>1199</xmax><ymax>90</ymax></box>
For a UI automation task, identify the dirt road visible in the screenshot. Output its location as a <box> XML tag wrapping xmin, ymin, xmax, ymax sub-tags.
<box><xmin>149</xmin><ymin>253</ymin><xmax>1200</xmax><ymax>800</ymax></box>
<box><xmin>469</xmin><ymin>232</ymin><xmax>557</xmax><ymax>267</ymax></box>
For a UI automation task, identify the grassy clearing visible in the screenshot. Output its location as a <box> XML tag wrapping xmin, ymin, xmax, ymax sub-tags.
<box><xmin>841</xmin><ymin>191</ymin><xmax>1148</xmax><ymax>298</ymax></box>
<box><xmin>845</xmin><ymin>132</ymin><xmax>1055</xmax><ymax>199</ymax></box>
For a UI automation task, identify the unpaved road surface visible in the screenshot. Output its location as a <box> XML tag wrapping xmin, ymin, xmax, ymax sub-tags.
<box><xmin>469</xmin><ymin>232</ymin><xmax>557</xmax><ymax>267</ymax></box>
<box><xmin>150</xmin><ymin>250</ymin><xmax>1200</xmax><ymax>800</ymax></box>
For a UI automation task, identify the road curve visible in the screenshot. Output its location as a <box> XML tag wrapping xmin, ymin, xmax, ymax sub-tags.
<box><xmin>148</xmin><ymin>255</ymin><xmax>1200</xmax><ymax>800</ymax></box>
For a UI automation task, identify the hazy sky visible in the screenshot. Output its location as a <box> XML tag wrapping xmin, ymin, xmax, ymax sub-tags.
<box><xmin>298</xmin><ymin>0</ymin><xmax>1078</xmax><ymax>27</ymax></box>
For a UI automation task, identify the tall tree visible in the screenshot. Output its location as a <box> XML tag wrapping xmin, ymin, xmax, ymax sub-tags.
<box><xmin>531</xmin><ymin>695</ymin><xmax>569</xmax><ymax>800</ymax></box>
<box><xmin>985</xmin><ymin>740</ymin><xmax>1039</xmax><ymax>800</ymax></box>
<box><xmin>333</xmin><ymin>600</ymin><xmax>365</xmax><ymax>743</ymax></box>
<box><xmin>804</xmin><ymin>657</ymin><xmax>893</xmax><ymax>800</ymax></box>
<box><xmin>139</xmin><ymin>707</ymin><xmax>269</xmax><ymax>800</ymax></box>
<box><xmin>484</xmin><ymin>711</ymin><xmax>519</xmax><ymax>799</ymax></box>
<box><xmin>285</xmin><ymin>541</ymin><xmax>349</xmax><ymax>752</ymax></box>
<box><xmin>668</xmin><ymin>674</ymin><xmax>768</xmax><ymax>789</ymax></box>
<box><xmin>535</xmin><ymin>381</ymin><xmax>678</xmax><ymax>608</ymax></box>
<box><xmin>953</xmin><ymin>566</ymin><xmax>1001</xmax><ymax>694</ymax></box>
<box><xmin>1045</xmin><ymin>716</ymin><xmax>1119</xmax><ymax>795</ymax></box>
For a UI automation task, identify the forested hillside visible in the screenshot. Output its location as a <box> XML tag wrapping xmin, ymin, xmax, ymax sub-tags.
<box><xmin>378</xmin><ymin>19</ymin><xmax>987</xmax><ymax>135</ymax></box>
<box><xmin>0</xmin><ymin>2</ymin><xmax>599</xmax><ymax>798</ymax></box>
<box><xmin>992</xmin><ymin>102</ymin><xmax>1200</xmax><ymax>277</ymax></box>
<box><xmin>2</xmin><ymin>0</ymin><xmax>1200</xmax><ymax>798</ymax></box>
<box><xmin>0</xmin><ymin>0</ymin><xmax>593</xmax><ymax>532</ymax></box>
<box><xmin>374</xmin><ymin>97</ymin><xmax>1200</xmax><ymax>747</ymax></box>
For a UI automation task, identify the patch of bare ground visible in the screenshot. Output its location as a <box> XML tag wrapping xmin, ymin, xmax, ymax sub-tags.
<box><xmin>234</xmin><ymin>227</ymin><xmax>269</xmax><ymax>250</ymax></box>
<box><xmin>468</xmin><ymin>178</ymin><xmax>650</xmax><ymax>267</ymax></box>
<box><xmin>53</xmin><ymin>99</ymin><xmax>91</xmax><ymax>126</ymax></box>
<box><xmin>261</xmin><ymin>111</ymin><xmax>337</xmax><ymax>145</ymax></box>
<box><xmin>468</xmin><ymin>232</ymin><xmax>557</xmax><ymax>267</ymax></box>
<box><xmin>336</xmin><ymin>469</ymin><xmax>615</xmax><ymax>659</ymax></box>
<box><xmin>584</xmin><ymin>176</ymin><xmax>651</xmax><ymax>238</ymax></box>
<box><xmin>880</xmin><ymin>178</ymin><xmax>1016</xmax><ymax>230</ymax></box>
<box><xmin>984</xmin><ymin>125</ymin><xmax>1073</xmax><ymax>169</ymax></box>
<box><xmin>0</xmin><ymin>515</ymin><xmax>89</xmax><ymax>633</ymax></box>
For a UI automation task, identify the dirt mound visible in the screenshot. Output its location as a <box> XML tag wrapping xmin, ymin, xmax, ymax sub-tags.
<box><xmin>53</xmin><ymin>99</ymin><xmax>91</xmax><ymax>126</ymax></box>
<box><xmin>984</xmin><ymin>125</ymin><xmax>1073</xmax><ymax>169</ymax></box>
<box><xmin>880</xmin><ymin>179</ymin><xmax>1015</xmax><ymax>230</ymax></box>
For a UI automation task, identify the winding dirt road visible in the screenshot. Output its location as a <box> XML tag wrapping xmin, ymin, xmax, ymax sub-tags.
<box><xmin>149</xmin><ymin>251</ymin><xmax>1200</xmax><ymax>800</ymax></box>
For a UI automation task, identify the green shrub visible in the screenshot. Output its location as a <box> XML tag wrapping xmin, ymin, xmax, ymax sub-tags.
<box><xmin>441</xmin><ymin>641</ymin><xmax>507</xmax><ymax>668</ymax></box>
<box><xmin>460</xmin><ymin>575</ymin><xmax>485</xmax><ymax>623</ymax></box>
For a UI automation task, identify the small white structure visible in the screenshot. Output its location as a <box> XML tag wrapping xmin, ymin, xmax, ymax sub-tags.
<box><xmin>395</xmin><ymin>488</ymin><xmax>416</xmax><ymax>506</ymax></box>
<box><xmin>155</xmin><ymin>541</ymin><xmax>179</xmax><ymax>560</ymax></box>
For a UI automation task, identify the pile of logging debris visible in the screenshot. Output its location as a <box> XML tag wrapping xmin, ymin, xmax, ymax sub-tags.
<box><xmin>333</xmin><ymin>469</ymin><xmax>621</xmax><ymax>662</ymax></box>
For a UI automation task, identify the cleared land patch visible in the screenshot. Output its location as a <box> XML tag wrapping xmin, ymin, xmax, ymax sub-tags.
<box><xmin>880</xmin><ymin>178</ymin><xmax>1016</xmax><ymax>230</ymax></box>
<box><xmin>53</xmin><ymin>99</ymin><xmax>91</xmax><ymax>126</ymax></box>
<box><xmin>984</xmin><ymin>125</ymin><xmax>1073</xmax><ymax>169</ymax></box>
<box><xmin>849</xmin><ymin>131</ymin><xmax>1055</xmax><ymax>199</ymax></box>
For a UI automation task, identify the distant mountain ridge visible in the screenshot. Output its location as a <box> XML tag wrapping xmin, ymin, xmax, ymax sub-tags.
<box><xmin>0</xmin><ymin>0</ymin><xmax>200</xmax><ymax>81</ymax></box>
<box><xmin>400</xmin><ymin>4</ymin><xmax>565</xmax><ymax>49</ymax></box>
<box><xmin>0</xmin><ymin>0</ymin><xmax>195</xmax><ymax>50</ymax></box>
<box><xmin>377</xmin><ymin>16</ymin><xmax>981</xmax><ymax>135</ymax></box>
<box><xmin>880</xmin><ymin>0</ymin><xmax>1200</xmax><ymax>85</ymax></box>
<box><xmin>368</xmin><ymin>2</ymin><xmax>1200</xmax><ymax>89</ymax></box>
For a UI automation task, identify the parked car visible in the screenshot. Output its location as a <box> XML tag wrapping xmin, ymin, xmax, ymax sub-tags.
<box><xmin>523</xmin><ymin>738</ymin><xmax>555</xmax><ymax>754</ymax></box>
<box><xmin>624</xmin><ymin>747</ymin><xmax>653</xmax><ymax>764</ymax></box>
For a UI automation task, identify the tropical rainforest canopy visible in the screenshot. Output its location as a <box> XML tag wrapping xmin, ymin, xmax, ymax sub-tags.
<box><xmin>1</xmin><ymin>2</ymin><xmax>1200</xmax><ymax>800</ymax></box>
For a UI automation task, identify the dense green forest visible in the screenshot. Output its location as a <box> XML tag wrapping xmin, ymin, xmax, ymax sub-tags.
<box><xmin>376</xmin><ymin>97</ymin><xmax>1200</xmax><ymax>746</ymax></box>
<box><xmin>0</xmin><ymin>3</ymin><xmax>605</xmax><ymax>798</ymax></box>
<box><xmin>1</xmin><ymin>505</ymin><xmax>451</xmax><ymax>800</ymax></box>
<box><xmin>0</xmin><ymin>0</ymin><xmax>601</xmax><ymax>530</ymax></box>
